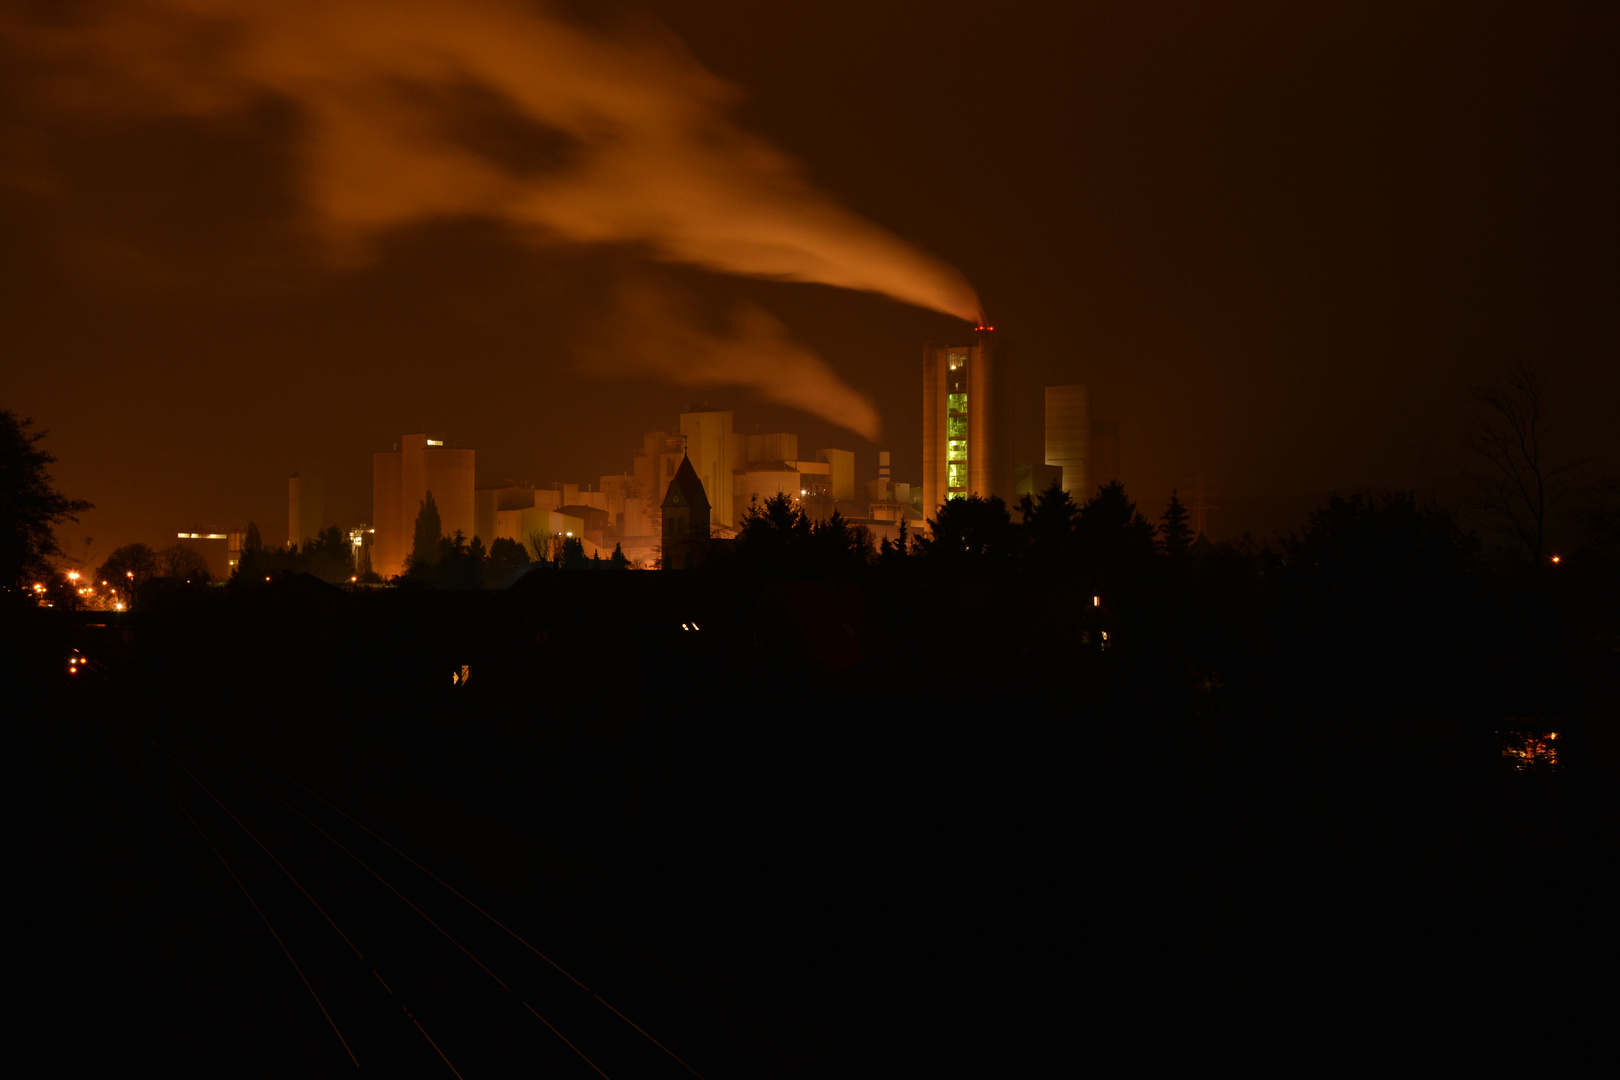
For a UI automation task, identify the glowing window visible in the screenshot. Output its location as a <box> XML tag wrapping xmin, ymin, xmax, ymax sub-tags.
<box><xmin>947</xmin><ymin>393</ymin><xmax>968</xmax><ymax>415</ymax></box>
<box><xmin>947</xmin><ymin>416</ymin><xmax>967</xmax><ymax>438</ymax></box>
<box><xmin>948</xmin><ymin>462</ymin><xmax>968</xmax><ymax>489</ymax></box>
<box><xmin>947</xmin><ymin>439</ymin><xmax>968</xmax><ymax>462</ymax></box>
<box><xmin>948</xmin><ymin>352</ymin><xmax>967</xmax><ymax>370</ymax></box>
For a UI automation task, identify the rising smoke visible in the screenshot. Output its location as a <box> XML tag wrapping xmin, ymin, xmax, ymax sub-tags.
<box><xmin>589</xmin><ymin>280</ymin><xmax>883</xmax><ymax>442</ymax></box>
<box><xmin>8</xmin><ymin>0</ymin><xmax>979</xmax><ymax>437</ymax></box>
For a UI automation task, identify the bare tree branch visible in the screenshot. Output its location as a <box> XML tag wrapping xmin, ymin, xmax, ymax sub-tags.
<box><xmin>1463</xmin><ymin>359</ymin><xmax>1592</xmax><ymax>571</ymax></box>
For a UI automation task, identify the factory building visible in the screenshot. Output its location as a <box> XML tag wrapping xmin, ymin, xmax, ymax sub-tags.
<box><xmin>680</xmin><ymin>410</ymin><xmax>743</xmax><ymax>532</ymax></box>
<box><xmin>371</xmin><ymin>433</ymin><xmax>475</xmax><ymax>579</ymax></box>
<box><xmin>1041</xmin><ymin>385</ymin><xmax>1121</xmax><ymax>502</ymax></box>
<box><xmin>1015</xmin><ymin>462</ymin><xmax>1064</xmax><ymax>499</ymax></box>
<box><xmin>1044</xmin><ymin>384</ymin><xmax>1089</xmax><ymax>500</ymax></box>
<box><xmin>176</xmin><ymin>530</ymin><xmax>231</xmax><ymax>580</ymax></box>
<box><xmin>349</xmin><ymin>411</ymin><xmax>888</xmax><ymax>574</ymax></box>
<box><xmin>922</xmin><ymin>327</ymin><xmax>1015</xmax><ymax>517</ymax></box>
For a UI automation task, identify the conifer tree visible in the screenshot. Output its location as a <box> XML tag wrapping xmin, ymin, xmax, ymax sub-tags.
<box><xmin>406</xmin><ymin>491</ymin><xmax>443</xmax><ymax>574</ymax></box>
<box><xmin>1160</xmin><ymin>490</ymin><xmax>1193</xmax><ymax>556</ymax></box>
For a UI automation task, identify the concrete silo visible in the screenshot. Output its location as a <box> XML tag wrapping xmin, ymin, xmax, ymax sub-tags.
<box><xmin>1044</xmin><ymin>384</ymin><xmax>1090</xmax><ymax>502</ymax></box>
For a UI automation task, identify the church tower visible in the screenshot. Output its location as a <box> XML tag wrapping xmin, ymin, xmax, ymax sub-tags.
<box><xmin>660</xmin><ymin>453</ymin><xmax>711</xmax><ymax>569</ymax></box>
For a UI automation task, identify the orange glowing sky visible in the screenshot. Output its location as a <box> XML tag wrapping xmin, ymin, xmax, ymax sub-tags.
<box><xmin>3</xmin><ymin>1</ymin><xmax>1616</xmax><ymax>557</ymax></box>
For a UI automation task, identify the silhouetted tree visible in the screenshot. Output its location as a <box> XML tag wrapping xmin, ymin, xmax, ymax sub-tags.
<box><xmin>920</xmin><ymin>494</ymin><xmax>1016</xmax><ymax>563</ymax></box>
<box><xmin>432</xmin><ymin>530</ymin><xmax>483</xmax><ymax>588</ymax></box>
<box><xmin>1076</xmin><ymin>482</ymin><xmax>1157</xmax><ymax>568</ymax></box>
<box><xmin>558</xmin><ymin>535</ymin><xmax>588</xmax><ymax>570</ymax></box>
<box><xmin>156</xmin><ymin>543</ymin><xmax>210</xmax><ymax>583</ymax></box>
<box><xmin>99</xmin><ymin>543</ymin><xmax>157</xmax><ymax>602</ymax></box>
<box><xmin>1465</xmin><ymin>360</ymin><xmax>1591</xmax><ymax>577</ymax></box>
<box><xmin>485</xmin><ymin>536</ymin><xmax>531</xmax><ymax>587</ymax></box>
<box><xmin>526</xmin><ymin>530</ymin><xmax>558</xmax><ymax>564</ymax></box>
<box><xmin>1019</xmin><ymin>479</ymin><xmax>1080</xmax><ymax>564</ymax></box>
<box><xmin>1283</xmin><ymin>492</ymin><xmax>1478</xmax><ymax>598</ymax></box>
<box><xmin>231</xmin><ymin>522</ymin><xmax>266</xmax><ymax>587</ymax></box>
<box><xmin>1160</xmin><ymin>490</ymin><xmax>1193</xmax><ymax>557</ymax></box>
<box><xmin>738</xmin><ymin>492</ymin><xmax>813</xmax><ymax>567</ymax></box>
<box><xmin>0</xmin><ymin>411</ymin><xmax>92</xmax><ymax>592</ymax></box>
<box><xmin>807</xmin><ymin>509</ymin><xmax>873</xmax><ymax>574</ymax></box>
<box><xmin>302</xmin><ymin>525</ymin><xmax>353</xmax><ymax>584</ymax></box>
<box><xmin>609</xmin><ymin>542</ymin><xmax>630</xmax><ymax>570</ymax></box>
<box><xmin>406</xmin><ymin>491</ymin><xmax>443</xmax><ymax>577</ymax></box>
<box><xmin>1275</xmin><ymin>491</ymin><xmax>1483</xmax><ymax>712</ymax></box>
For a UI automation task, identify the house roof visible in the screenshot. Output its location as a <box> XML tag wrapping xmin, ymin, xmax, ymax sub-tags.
<box><xmin>662</xmin><ymin>454</ymin><xmax>710</xmax><ymax>510</ymax></box>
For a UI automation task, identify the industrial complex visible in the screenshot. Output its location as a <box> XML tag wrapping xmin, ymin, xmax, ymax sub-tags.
<box><xmin>268</xmin><ymin>330</ymin><xmax>1118</xmax><ymax>573</ymax></box>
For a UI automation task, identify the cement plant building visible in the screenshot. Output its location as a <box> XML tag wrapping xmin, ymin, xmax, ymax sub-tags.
<box><xmin>922</xmin><ymin>328</ymin><xmax>1015</xmax><ymax>515</ymax></box>
<box><xmin>371</xmin><ymin>434</ymin><xmax>475</xmax><ymax>580</ymax></box>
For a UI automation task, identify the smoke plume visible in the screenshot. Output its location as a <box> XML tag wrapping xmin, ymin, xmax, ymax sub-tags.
<box><xmin>9</xmin><ymin>0</ymin><xmax>980</xmax><ymax>322</ymax></box>
<box><xmin>590</xmin><ymin>282</ymin><xmax>882</xmax><ymax>442</ymax></box>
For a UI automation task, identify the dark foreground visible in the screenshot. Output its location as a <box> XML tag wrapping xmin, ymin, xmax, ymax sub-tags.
<box><xmin>17</xmin><ymin>574</ymin><xmax>1616</xmax><ymax>1076</ymax></box>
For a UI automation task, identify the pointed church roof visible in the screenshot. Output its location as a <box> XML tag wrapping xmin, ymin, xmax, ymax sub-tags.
<box><xmin>662</xmin><ymin>454</ymin><xmax>710</xmax><ymax>510</ymax></box>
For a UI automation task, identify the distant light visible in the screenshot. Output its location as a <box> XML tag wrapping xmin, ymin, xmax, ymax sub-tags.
<box><xmin>1551</xmin><ymin>555</ymin><xmax>1562</xmax><ymax>564</ymax></box>
<box><xmin>427</xmin><ymin>439</ymin><xmax>444</xmax><ymax>446</ymax></box>
<box><xmin>1093</xmin><ymin>595</ymin><xmax>1100</xmax><ymax>607</ymax></box>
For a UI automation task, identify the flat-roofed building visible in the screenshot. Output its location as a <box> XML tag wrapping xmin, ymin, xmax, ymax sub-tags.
<box><xmin>372</xmin><ymin>433</ymin><xmax>474</xmax><ymax>579</ymax></box>
<box><xmin>1044</xmin><ymin>384</ymin><xmax>1090</xmax><ymax>501</ymax></box>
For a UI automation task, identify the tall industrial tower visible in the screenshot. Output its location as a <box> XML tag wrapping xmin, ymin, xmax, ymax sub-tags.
<box><xmin>1043</xmin><ymin>385</ymin><xmax>1090</xmax><ymax>502</ymax></box>
<box><xmin>922</xmin><ymin>327</ymin><xmax>1015</xmax><ymax>518</ymax></box>
<box><xmin>371</xmin><ymin>433</ymin><xmax>475</xmax><ymax>579</ymax></box>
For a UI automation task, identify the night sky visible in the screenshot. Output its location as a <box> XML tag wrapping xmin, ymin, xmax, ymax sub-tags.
<box><xmin>4</xmin><ymin>1</ymin><xmax>1616</xmax><ymax>560</ymax></box>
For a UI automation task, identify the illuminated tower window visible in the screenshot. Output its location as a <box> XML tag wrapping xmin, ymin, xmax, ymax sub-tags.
<box><xmin>947</xmin><ymin>353</ymin><xmax>968</xmax><ymax>498</ymax></box>
<box><xmin>924</xmin><ymin>333</ymin><xmax>1011</xmax><ymax>516</ymax></box>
